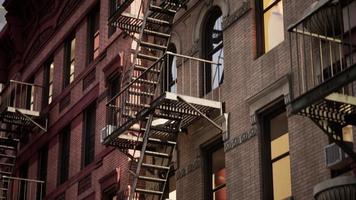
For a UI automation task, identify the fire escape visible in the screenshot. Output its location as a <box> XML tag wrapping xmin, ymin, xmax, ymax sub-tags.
<box><xmin>102</xmin><ymin>0</ymin><xmax>227</xmax><ymax>199</ymax></box>
<box><xmin>0</xmin><ymin>80</ymin><xmax>46</xmax><ymax>199</ymax></box>
<box><xmin>288</xmin><ymin>0</ymin><xmax>356</xmax><ymax>161</ymax></box>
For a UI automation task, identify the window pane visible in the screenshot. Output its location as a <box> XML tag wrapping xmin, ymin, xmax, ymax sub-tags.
<box><xmin>71</xmin><ymin>38</ymin><xmax>76</xmax><ymax>60</ymax></box>
<box><xmin>212</xmin><ymin>148</ymin><xmax>225</xmax><ymax>189</ymax></box>
<box><xmin>271</xmin><ymin>133</ymin><xmax>289</xmax><ymax>160</ymax></box>
<box><xmin>213</xmin><ymin>186</ymin><xmax>227</xmax><ymax>200</ymax></box>
<box><xmin>272</xmin><ymin>156</ymin><xmax>292</xmax><ymax>200</ymax></box>
<box><xmin>263</xmin><ymin>0</ymin><xmax>278</xmax><ymax>10</ymax></box>
<box><xmin>212</xmin><ymin>48</ymin><xmax>224</xmax><ymax>89</ymax></box>
<box><xmin>263</xmin><ymin>1</ymin><xmax>284</xmax><ymax>52</ymax></box>
<box><xmin>342</xmin><ymin>125</ymin><xmax>354</xmax><ymax>142</ymax></box>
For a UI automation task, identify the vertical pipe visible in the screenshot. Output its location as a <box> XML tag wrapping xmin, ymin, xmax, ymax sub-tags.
<box><xmin>302</xmin><ymin>25</ymin><xmax>307</xmax><ymax>92</ymax></box>
<box><xmin>197</xmin><ymin>60</ymin><xmax>199</xmax><ymax>97</ymax></box>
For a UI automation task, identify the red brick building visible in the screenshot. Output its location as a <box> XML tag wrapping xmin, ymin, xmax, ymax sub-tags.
<box><xmin>0</xmin><ymin>0</ymin><xmax>356</xmax><ymax>200</ymax></box>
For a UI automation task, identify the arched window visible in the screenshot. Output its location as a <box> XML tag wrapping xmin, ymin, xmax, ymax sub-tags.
<box><xmin>163</xmin><ymin>43</ymin><xmax>178</xmax><ymax>93</ymax></box>
<box><xmin>202</xmin><ymin>7</ymin><xmax>224</xmax><ymax>95</ymax></box>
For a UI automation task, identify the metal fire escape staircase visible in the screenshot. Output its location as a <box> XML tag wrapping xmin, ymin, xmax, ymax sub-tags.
<box><xmin>0</xmin><ymin>80</ymin><xmax>47</xmax><ymax>199</ymax></box>
<box><xmin>288</xmin><ymin>0</ymin><xmax>356</xmax><ymax>161</ymax></box>
<box><xmin>103</xmin><ymin>0</ymin><xmax>226</xmax><ymax>199</ymax></box>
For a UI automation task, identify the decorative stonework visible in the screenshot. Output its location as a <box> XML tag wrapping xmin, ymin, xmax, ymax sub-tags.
<box><xmin>185</xmin><ymin>39</ymin><xmax>200</xmax><ymax>56</ymax></box>
<box><xmin>224</xmin><ymin>126</ymin><xmax>258</xmax><ymax>152</ymax></box>
<box><xmin>176</xmin><ymin>157</ymin><xmax>201</xmax><ymax>180</ymax></box>
<box><xmin>222</xmin><ymin>0</ymin><xmax>251</xmax><ymax>30</ymax></box>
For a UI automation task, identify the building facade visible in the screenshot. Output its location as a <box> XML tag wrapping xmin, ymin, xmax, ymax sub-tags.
<box><xmin>0</xmin><ymin>0</ymin><xmax>355</xmax><ymax>200</ymax></box>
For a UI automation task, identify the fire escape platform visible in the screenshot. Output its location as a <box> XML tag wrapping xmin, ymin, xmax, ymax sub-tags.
<box><xmin>290</xmin><ymin>63</ymin><xmax>356</xmax><ymax>117</ymax></box>
<box><xmin>103</xmin><ymin>92</ymin><xmax>223</xmax><ymax>147</ymax></box>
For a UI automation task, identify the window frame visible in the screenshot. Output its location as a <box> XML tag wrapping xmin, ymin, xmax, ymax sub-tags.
<box><xmin>37</xmin><ymin>145</ymin><xmax>48</xmax><ymax>200</ymax></box>
<box><xmin>82</xmin><ymin>103</ymin><xmax>96</xmax><ymax>168</ymax></box>
<box><xmin>87</xmin><ymin>5</ymin><xmax>100</xmax><ymax>64</ymax></box>
<box><xmin>63</xmin><ymin>34</ymin><xmax>76</xmax><ymax>89</ymax></box>
<box><xmin>42</xmin><ymin>58</ymin><xmax>54</xmax><ymax>107</ymax></box>
<box><xmin>58</xmin><ymin>126</ymin><xmax>70</xmax><ymax>185</ymax></box>
<box><xmin>256</xmin><ymin>0</ymin><xmax>284</xmax><ymax>56</ymax></box>
<box><xmin>201</xmin><ymin>6</ymin><xmax>224</xmax><ymax>96</ymax></box>
<box><xmin>259</xmin><ymin>100</ymin><xmax>292</xmax><ymax>200</ymax></box>
<box><xmin>203</xmin><ymin>138</ymin><xmax>226</xmax><ymax>200</ymax></box>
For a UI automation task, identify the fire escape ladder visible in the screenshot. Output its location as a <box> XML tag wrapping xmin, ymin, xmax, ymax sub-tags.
<box><xmin>0</xmin><ymin>136</ymin><xmax>18</xmax><ymax>199</ymax></box>
<box><xmin>129</xmin><ymin>113</ymin><xmax>179</xmax><ymax>200</ymax></box>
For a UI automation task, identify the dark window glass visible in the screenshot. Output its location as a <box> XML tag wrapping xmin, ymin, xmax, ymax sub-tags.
<box><xmin>19</xmin><ymin>162</ymin><xmax>29</xmax><ymax>200</ymax></box>
<box><xmin>108</xmin><ymin>0</ymin><xmax>122</xmax><ymax>36</ymax></box>
<box><xmin>202</xmin><ymin>7</ymin><xmax>224</xmax><ymax>95</ymax></box>
<box><xmin>88</xmin><ymin>5</ymin><xmax>100</xmax><ymax>63</ymax></box>
<box><xmin>82</xmin><ymin>103</ymin><xmax>96</xmax><ymax>167</ymax></box>
<box><xmin>204</xmin><ymin>140</ymin><xmax>226</xmax><ymax>200</ymax></box>
<box><xmin>102</xmin><ymin>185</ymin><xmax>117</xmax><ymax>200</ymax></box>
<box><xmin>58</xmin><ymin>126</ymin><xmax>70</xmax><ymax>185</ymax></box>
<box><xmin>257</xmin><ymin>0</ymin><xmax>284</xmax><ymax>55</ymax></box>
<box><xmin>63</xmin><ymin>35</ymin><xmax>76</xmax><ymax>88</ymax></box>
<box><xmin>107</xmin><ymin>74</ymin><xmax>120</xmax><ymax>126</ymax></box>
<box><xmin>37</xmin><ymin>145</ymin><xmax>48</xmax><ymax>200</ymax></box>
<box><xmin>261</xmin><ymin>105</ymin><xmax>291</xmax><ymax>200</ymax></box>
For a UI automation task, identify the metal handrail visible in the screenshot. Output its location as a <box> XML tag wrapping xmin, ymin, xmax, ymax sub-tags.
<box><xmin>1</xmin><ymin>175</ymin><xmax>45</xmax><ymax>184</ymax></box>
<box><xmin>106</xmin><ymin>52</ymin><xmax>220</xmax><ymax>106</ymax></box>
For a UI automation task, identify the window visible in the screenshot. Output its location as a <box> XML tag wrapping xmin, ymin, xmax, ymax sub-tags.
<box><xmin>58</xmin><ymin>126</ymin><xmax>70</xmax><ymax>185</ymax></box>
<box><xmin>257</xmin><ymin>0</ymin><xmax>285</xmax><ymax>55</ymax></box>
<box><xmin>26</xmin><ymin>76</ymin><xmax>35</xmax><ymax>111</ymax></box>
<box><xmin>107</xmin><ymin>74</ymin><xmax>120</xmax><ymax>126</ymax></box>
<box><xmin>82</xmin><ymin>103</ymin><xmax>96</xmax><ymax>167</ymax></box>
<box><xmin>260</xmin><ymin>105</ymin><xmax>292</xmax><ymax>200</ymax></box>
<box><xmin>19</xmin><ymin>162</ymin><xmax>29</xmax><ymax>200</ymax></box>
<box><xmin>163</xmin><ymin>44</ymin><xmax>177</xmax><ymax>93</ymax></box>
<box><xmin>202</xmin><ymin>7</ymin><xmax>224</xmax><ymax>95</ymax></box>
<box><xmin>102</xmin><ymin>185</ymin><xmax>117</xmax><ymax>200</ymax></box>
<box><xmin>88</xmin><ymin>5</ymin><xmax>100</xmax><ymax>63</ymax></box>
<box><xmin>108</xmin><ymin>0</ymin><xmax>122</xmax><ymax>36</ymax></box>
<box><xmin>43</xmin><ymin>59</ymin><xmax>54</xmax><ymax>106</ymax></box>
<box><xmin>63</xmin><ymin>35</ymin><xmax>76</xmax><ymax>88</ymax></box>
<box><xmin>204</xmin><ymin>139</ymin><xmax>226</xmax><ymax>200</ymax></box>
<box><xmin>37</xmin><ymin>145</ymin><xmax>48</xmax><ymax>200</ymax></box>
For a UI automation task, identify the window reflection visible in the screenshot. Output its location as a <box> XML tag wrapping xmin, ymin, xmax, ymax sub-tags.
<box><xmin>211</xmin><ymin>145</ymin><xmax>226</xmax><ymax>200</ymax></box>
<box><xmin>262</xmin><ymin>0</ymin><xmax>284</xmax><ymax>53</ymax></box>
<box><xmin>268</xmin><ymin>110</ymin><xmax>292</xmax><ymax>200</ymax></box>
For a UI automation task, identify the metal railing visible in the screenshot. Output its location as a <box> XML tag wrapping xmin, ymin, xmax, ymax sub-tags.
<box><xmin>103</xmin><ymin>52</ymin><xmax>222</xmax><ymax>140</ymax></box>
<box><xmin>289</xmin><ymin>0</ymin><xmax>356</xmax><ymax>99</ymax></box>
<box><xmin>0</xmin><ymin>80</ymin><xmax>43</xmax><ymax>114</ymax></box>
<box><xmin>1</xmin><ymin>176</ymin><xmax>45</xmax><ymax>200</ymax></box>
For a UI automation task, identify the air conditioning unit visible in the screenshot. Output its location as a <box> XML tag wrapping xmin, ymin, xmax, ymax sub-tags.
<box><xmin>100</xmin><ymin>125</ymin><xmax>117</xmax><ymax>143</ymax></box>
<box><xmin>324</xmin><ymin>142</ymin><xmax>353</xmax><ymax>170</ymax></box>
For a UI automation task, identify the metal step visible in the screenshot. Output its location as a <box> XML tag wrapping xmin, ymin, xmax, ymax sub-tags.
<box><xmin>125</xmin><ymin>102</ymin><xmax>150</xmax><ymax>108</ymax></box>
<box><xmin>128</xmin><ymin>89</ymin><xmax>154</xmax><ymax>97</ymax></box>
<box><xmin>147</xmin><ymin>17</ymin><xmax>171</xmax><ymax>26</ymax></box>
<box><xmin>137</xmin><ymin>53</ymin><xmax>160</xmax><ymax>61</ymax></box>
<box><xmin>140</xmin><ymin>41</ymin><xmax>167</xmax><ymax>51</ymax></box>
<box><xmin>143</xmin><ymin>29</ymin><xmax>170</xmax><ymax>38</ymax></box>
<box><xmin>0</xmin><ymin>145</ymin><xmax>15</xmax><ymax>150</ymax></box>
<box><xmin>145</xmin><ymin>150</ymin><xmax>170</xmax><ymax>158</ymax></box>
<box><xmin>138</xmin><ymin>175</ymin><xmax>166</xmax><ymax>182</ymax></box>
<box><xmin>149</xmin><ymin>4</ymin><xmax>177</xmax><ymax>15</ymax></box>
<box><xmin>134</xmin><ymin>65</ymin><xmax>160</xmax><ymax>73</ymax></box>
<box><xmin>132</xmin><ymin>77</ymin><xmax>158</xmax><ymax>85</ymax></box>
<box><xmin>135</xmin><ymin>188</ymin><xmax>164</xmax><ymax>195</ymax></box>
<box><xmin>0</xmin><ymin>154</ymin><xmax>16</xmax><ymax>159</ymax></box>
<box><xmin>141</xmin><ymin>163</ymin><xmax>170</xmax><ymax>170</ymax></box>
<box><xmin>0</xmin><ymin>171</ymin><xmax>12</xmax><ymax>176</ymax></box>
<box><xmin>148</xmin><ymin>138</ymin><xmax>177</xmax><ymax>146</ymax></box>
<box><xmin>0</xmin><ymin>162</ymin><xmax>14</xmax><ymax>167</ymax></box>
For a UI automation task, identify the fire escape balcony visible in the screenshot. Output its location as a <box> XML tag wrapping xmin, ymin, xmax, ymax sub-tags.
<box><xmin>102</xmin><ymin>52</ymin><xmax>225</xmax><ymax>152</ymax></box>
<box><xmin>0</xmin><ymin>176</ymin><xmax>45</xmax><ymax>200</ymax></box>
<box><xmin>0</xmin><ymin>80</ymin><xmax>46</xmax><ymax>200</ymax></box>
<box><xmin>0</xmin><ymin>80</ymin><xmax>45</xmax><ymax>130</ymax></box>
<box><xmin>288</xmin><ymin>0</ymin><xmax>356</xmax><ymax>149</ymax></box>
